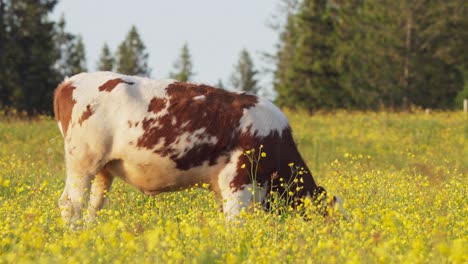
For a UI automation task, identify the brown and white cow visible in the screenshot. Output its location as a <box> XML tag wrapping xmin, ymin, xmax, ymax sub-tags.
<box><xmin>54</xmin><ymin>71</ymin><xmax>342</xmax><ymax>226</ymax></box>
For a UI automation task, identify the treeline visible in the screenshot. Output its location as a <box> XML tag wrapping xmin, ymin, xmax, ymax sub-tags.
<box><xmin>1</xmin><ymin>0</ymin><xmax>467</xmax><ymax>115</ymax></box>
<box><xmin>274</xmin><ymin>0</ymin><xmax>468</xmax><ymax>111</ymax></box>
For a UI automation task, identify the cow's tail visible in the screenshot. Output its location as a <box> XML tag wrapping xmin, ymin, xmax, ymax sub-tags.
<box><xmin>53</xmin><ymin>80</ymin><xmax>73</xmax><ymax>137</ymax></box>
<box><xmin>53</xmin><ymin>83</ymin><xmax>62</xmax><ymax>122</ymax></box>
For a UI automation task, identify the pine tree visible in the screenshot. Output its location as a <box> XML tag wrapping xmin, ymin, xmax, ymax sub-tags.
<box><xmin>116</xmin><ymin>25</ymin><xmax>151</xmax><ymax>76</ymax></box>
<box><xmin>0</xmin><ymin>0</ymin><xmax>7</xmax><ymax>107</ymax></box>
<box><xmin>68</xmin><ymin>35</ymin><xmax>87</xmax><ymax>74</ymax></box>
<box><xmin>273</xmin><ymin>7</ymin><xmax>301</xmax><ymax>107</ymax></box>
<box><xmin>274</xmin><ymin>0</ymin><xmax>343</xmax><ymax>111</ymax></box>
<box><xmin>216</xmin><ymin>79</ymin><xmax>225</xmax><ymax>90</ymax></box>
<box><xmin>1</xmin><ymin>0</ymin><xmax>59</xmax><ymax>115</ymax></box>
<box><xmin>97</xmin><ymin>43</ymin><xmax>114</xmax><ymax>71</ymax></box>
<box><xmin>54</xmin><ymin>15</ymin><xmax>87</xmax><ymax>78</ymax></box>
<box><xmin>230</xmin><ymin>49</ymin><xmax>259</xmax><ymax>94</ymax></box>
<box><xmin>408</xmin><ymin>0</ymin><xmax>466</xmax><ymax>108</ymax></box>
<box><xmin>169</xmin><ymin>43</ymin><xmax>194</xmax><ymax>82</ymax></box>
<box><xmin>335</xmin><ymin>0</ymin><xmax>466</xmax><ymax>109</ymax></box>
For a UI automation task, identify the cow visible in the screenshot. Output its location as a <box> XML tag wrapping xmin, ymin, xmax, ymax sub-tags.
<box><xmin>54</xmin><ymin>71</ymin><xmax>343</xmax><ymax>227</ymax></box>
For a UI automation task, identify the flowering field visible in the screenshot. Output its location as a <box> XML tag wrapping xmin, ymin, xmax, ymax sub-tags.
<box><xmin>0</xmin><ymin>111</ymin><xmax>466</xmax><ymax>263</ymax></box>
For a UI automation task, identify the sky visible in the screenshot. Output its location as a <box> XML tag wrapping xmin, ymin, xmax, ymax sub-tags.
<box><xmin>51</xmin><ymin>0</ymin><xmax>282</xmax><ymax>98</ymax></box>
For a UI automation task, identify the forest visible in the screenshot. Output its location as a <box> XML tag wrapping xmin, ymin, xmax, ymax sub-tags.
<box><xmin>0</xmin><ymin>0</ymin><xmax>467</xmax><ymax>115</ymax></box>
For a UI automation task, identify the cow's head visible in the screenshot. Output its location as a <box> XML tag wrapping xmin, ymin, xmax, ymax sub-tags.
<box><xmin>310</xmin><ymin>186</ymin><xmax>347</xmax><ymax>220</ymax></box>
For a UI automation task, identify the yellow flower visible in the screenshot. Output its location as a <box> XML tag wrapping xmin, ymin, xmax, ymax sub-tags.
<box><xmin>288</xmin><ymin>162</ymin><xmax>294</xmax><ymax>167</ymax></box>
<box><xmin>241</xmin><ymin>163</ymin><xmax>246</xmax><ymax>169</ymax></box>
<box><xmin>261</xmin><ymin>152</ymin><xmax>267</xmax><ymax>158</ymax></box>
<box><xmin>2</xmin><ymin>179</ymin><xmax>10</xmax><ymax>187</ymax></box>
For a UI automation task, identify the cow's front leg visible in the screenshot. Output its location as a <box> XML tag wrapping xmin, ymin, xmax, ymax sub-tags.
<box><xmin>87</xmin><ymin>169</ymin><xmax>113</xmax><ymax>225</ymax></box>
<box><xmin>217</xmin><ymin>150</ymin><xmax>254</xmax><ymax>220</ymax></box>
<box><xmin>221</xmin><ymin>187</ymin><xmax>253</xmax><ymax>221</ymax></box>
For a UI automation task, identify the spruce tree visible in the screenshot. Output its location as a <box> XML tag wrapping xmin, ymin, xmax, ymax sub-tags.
<box><xmin>216</xmin><ymin>79</ymin><xmax>225</xmax><ymax>90</ymax></box>
<box><xmin>2</xmin><ymin>0</ymin><xmax>59</xmax><ymax>115</ymax></box>
<box><xmin>97</xmin><ymin>43</ymin><xmax>114</xmax><ymax>71</ymax></box>
<box><xmin>273</xmin><ymin>9</ymin><xmax>300</xmax><ymax>107</ymax></box>
<box><xmin>54</xmin><ymin>15</ymin><xmax>87</xmax><ymax>78</ymax></box>
<box><xmin>335</xmin><ymin>0</ymin><xmax>466</xmax><ymax>109</ymax></box>
<box><xmin>273</xmin><ymin>0</ymin><xmax>467</xmax><ymax>110</ymax></box>
<box><xmin>169</xmin><ymin>43</ymin><xmax>194</xmax><ymax>82</ymax></box>
<box><xmin>230</xmin><ymin>49</ymin><xmax>259</xmax><ymax>94</ymax></box>
<box><xmin>274</xmin><ymin>0</ymin><xmax>342</xmax><ymax>111</ymax></box>
<box><xmin>68</xmin><ymin>35</ymin><xmax>87</xmax><ymax>74</ymax></box>
<box><xmin>116</xmin><ymin>25</ymin><xmax>151</xmax><ymax>76</ymax></box>
<box><xmin>0</xmin><ymin>0</ymin><xmax>7</xmax><ymax>107</ymax></box>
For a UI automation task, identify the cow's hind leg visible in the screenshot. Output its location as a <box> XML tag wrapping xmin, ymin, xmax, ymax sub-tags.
<box><xmin>59</xmin><ymin>184</ymin><xmax>71</xmax><ymax>225</ymax></box>
<box><xmin>64</xmin><ymin>168</ymin><xmax>94</xmax><ymax>228</ymax></box>
<box><xmin>61</xmin><ymin>151</ymin><xmax>105</xmax><ymax>228</ymax></box>
<box><xmin>87</xmin><ymin>168</ymin><xmax>113</xmax><ymax>224</ymax></box>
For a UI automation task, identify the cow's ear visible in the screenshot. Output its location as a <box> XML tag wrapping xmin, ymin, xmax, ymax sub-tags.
<box><xmin>331</xmin><ymin>196</ymin><xmax>348</xmax><ymax>220</ymax></box>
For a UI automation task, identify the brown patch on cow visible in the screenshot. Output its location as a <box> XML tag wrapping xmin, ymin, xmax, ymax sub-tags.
<box><xmin>78</xmin><ymin>104</ymin><xmax>94</xmax><ymax>126</ymax></box>
<box><xmin>53</xmin><ymin>81</ymin><xmax>77</xmax><ymax>136</ymax></box>
<box><xmin>98</xmin><ymin>78</ymin><xmax>134</xmax><ymax>92</ymax></box>
<box><xmin>148</xmin><ymin>97</ymin><xmax>167</xmax><ymax>113</ymax></box>
<box><xmin>137</xmin><ymin>82</ymin><xmax>258</xmax><ymax>170</ymax></box>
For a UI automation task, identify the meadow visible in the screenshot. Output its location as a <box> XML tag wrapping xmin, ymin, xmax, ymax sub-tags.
<box><xmin>0</xmin><ymin>111</ymin><xmax>466</xmax><ymax>263</ymax></box>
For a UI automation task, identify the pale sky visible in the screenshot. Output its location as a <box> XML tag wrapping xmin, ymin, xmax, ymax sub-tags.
<box><xmin>52</xmin><ymin>0</ymin><xmax>281</xmax><ymax>98</ymax></box>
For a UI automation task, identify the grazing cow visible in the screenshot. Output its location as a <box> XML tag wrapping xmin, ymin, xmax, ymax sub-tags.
<box><xmin>54</xmin><ymin>71</ymin><xmax>343</xmax><ymax>226</ymax></box>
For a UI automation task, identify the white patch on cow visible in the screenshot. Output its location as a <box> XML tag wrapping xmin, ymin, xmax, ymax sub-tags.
<box><xmin>150</xmin><ymin>136</ymin><xmax>167</xmax><ymax>152</ymax></box>
<box><xmin>171</xmin><ymin>116</ymin><xmax>177</xmax><ymax>125</ymax></box>
<box><xmin>217</xmin><ymin>150</ymin><xmax>242</xmax><ymax>192</ymax></box>
<box><xmin>181</xmin><ymin>121</ymin><xmax>190</xmax><ymax>128</ymax></box>
<box><xmin>193</xmin><ymin>95</ymin><xmax>205</xmax><ymax>100</ymax></box>
<box><xmin>238</xmin><ymin>97</ymin><xmax>289</xmax><ymax>137</ymax></box>
<box><xmin>168</xmin><ymin>129</ymin><xmax>218</xmax><ymax>159</ymax></box>
<box><xmin>58</xmin><ymin>122</ymin><xmax>64</xmax><ymax>137</ymax></box>
<box><xmin>217</xmin><ymin>150</ymin><xmax>251</xmax><ymax>219</ymax></box>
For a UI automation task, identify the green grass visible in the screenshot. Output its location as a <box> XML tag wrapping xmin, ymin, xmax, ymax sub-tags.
<box><xmin>0</xmin><ymin>111</ymin><xmax>467</xmax><ymax>263</ymax></box>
